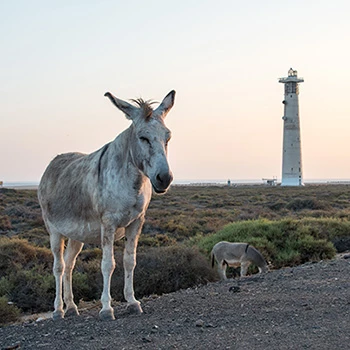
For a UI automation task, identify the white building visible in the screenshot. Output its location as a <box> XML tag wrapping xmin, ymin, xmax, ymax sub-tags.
<box><xmin>279</xmin><ymin>68</ymin><xmax>304</xmax><ymax>186</ymax></box>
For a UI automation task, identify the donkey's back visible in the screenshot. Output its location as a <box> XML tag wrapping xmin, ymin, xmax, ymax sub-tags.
<box><xmin>38</xmin><ymin>150</ymin><xmax>104</xmax><ymax>243</ymax></box>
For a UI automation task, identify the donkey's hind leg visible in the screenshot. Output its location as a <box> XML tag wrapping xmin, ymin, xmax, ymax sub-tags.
<box><xmin>50</xmin><ymin>233</ymin><xmax>65</xmax><ymax>320</ymax></box>
<box><xmin>217</xmin><ymin>260</ymin><xmax>228</xmax><ymax>280</ymax></box>
<box><xmin>63</xmin><ymin>239</ymin><xmax>84</xmax><ymax>317</ymax></box>
<box><xmin>240</xmin><ymin>261</ymin><xmax>251</xmax><ymax>277</ymax></box>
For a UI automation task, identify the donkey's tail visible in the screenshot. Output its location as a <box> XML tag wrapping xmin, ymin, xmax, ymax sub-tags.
<box><xmin>211</xmin><ymin>251</ymin><xmax>215</xmax><ymax>268</ymax></box>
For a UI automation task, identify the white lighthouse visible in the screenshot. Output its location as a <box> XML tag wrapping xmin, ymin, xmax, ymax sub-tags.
<box><xmin>279</xmin><ymin>68</ymin><xmax>304</xmax><ymax>186</ymax></box>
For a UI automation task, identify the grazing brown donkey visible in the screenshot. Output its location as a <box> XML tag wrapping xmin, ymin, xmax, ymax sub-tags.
<box><xmin>211</xmin><ymin>241</ymin><xmax>268</xmax><ymax>280</ymax></box>
<box><xmin>38</xmin><ymin>90</ymin><xmax>175</xmax><ymax>320</ymax></box>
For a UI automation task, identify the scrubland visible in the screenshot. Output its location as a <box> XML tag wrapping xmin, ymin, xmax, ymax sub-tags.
<box><xmin>1</xmin><ymin>184</ymin><xmax>350</xmax><ymax>324</ymax></box>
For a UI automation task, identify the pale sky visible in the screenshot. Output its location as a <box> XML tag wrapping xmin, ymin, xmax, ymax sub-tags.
<box><xmin>1</xmin><ymin>0</ymin><xmax>349</xmax><ymax>183</ymax></box>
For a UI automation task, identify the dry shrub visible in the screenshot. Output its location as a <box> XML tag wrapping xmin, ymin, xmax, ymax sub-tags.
<box><xmin>0</xmin><ymin>237</ymin><xmax>52</xmax><ymax>277</ymax></box>
<box><xmin>139</xmin><ymin>234</ymin><xmax>177</xmax><ymax>247</ymax></box>
<box><xmin>103</xmin><ymin>246</ymin><xmax>217</xmax><ymax>301</ymax></box>
<box><xmin>6</xmin><ymin>268</ymin><xmax>55</xmax><ymax>312</ymax></box>
<box><xmin>68</xmin><ymin>245</ymin><xmax>217</xmax><ymax>305</ymax></box>
<box><xmin>268</xmin><ymin>201</ymin><xmax>286</xmax><ymax>211</ymax></box>
<box><xmin>18</xmin><ymin>227</ymin><xmax>49</xmax><ymax>248</ymax></box>
<box><xmin>332</xmin><ymin>236</ymin><xmax>350</xmax><ymax>252</ymax></box>
<box><xmin>286</xmin><ymin>198</ymin><xmax>330</xmax><ymax>211</ymax></box>
<box><xmin>0</xmin><ymin>215</ymin><xmax>12</xmax><ymax>232</ymax></box>
<box><xmin>79</xmin><ymin>247</ymin><xmax>102</xmax><ymax>262</ymax></box>
<box><xmin>133</xmin><ymin>245</ymin><xmax>217</xmax><ymax>297</ymax></box>
<box><xmin>0</xmin><ymin>296</ymin><xmax>20</xmax><ymax>325</ymax></box>
<box><xmin>0</xmin><ymin>237</ymin><xmax>54</xmax><ymax>313</ymax></box>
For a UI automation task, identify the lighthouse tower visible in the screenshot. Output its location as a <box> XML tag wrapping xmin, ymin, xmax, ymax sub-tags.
<box><xmin>279</xmin><ymin>68</ymin><xmax>304</xmax><ymax>186</ymax></box>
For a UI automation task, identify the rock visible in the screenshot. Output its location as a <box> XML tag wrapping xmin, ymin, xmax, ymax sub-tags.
<box><xmin>195</xmin><ymin>319</ymin><xmax>204</xmax><ymax>327</ymax></box>
<box><xmin>229</xmin><ymin>286</ymin><xmax>241</xmax><ymax>293</ymax></box>
<box><xmin>142</xmin><ymin>336</ymin><xmax>152</xmax><ymax>343</ymax></box>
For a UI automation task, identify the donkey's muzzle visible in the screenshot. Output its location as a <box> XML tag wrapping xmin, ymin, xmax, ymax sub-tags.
<box><xmin>153</xmin><ymin>171</ymin><xmax>173</xmax><ymax>194</ymax></box>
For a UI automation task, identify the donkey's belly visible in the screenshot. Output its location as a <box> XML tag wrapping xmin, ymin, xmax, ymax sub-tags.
<box><xmin>225</xmin><ymin>259</ymin><xmax>241</xmax><ymax>267</ymax></box>
<box><xmin>48</xmin><ymin>218</ymin><xmax>102</xmax><ymax>244</ymax></box>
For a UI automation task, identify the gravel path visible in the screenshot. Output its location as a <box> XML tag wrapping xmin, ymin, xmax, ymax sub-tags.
<box><xmin>1</xmin><ymin>257</ymin><xmax>349</xmax><ymax>350</ymax></box>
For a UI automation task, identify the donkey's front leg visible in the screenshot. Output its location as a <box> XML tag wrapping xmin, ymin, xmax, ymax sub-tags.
<box><xmin>124</xmin><ymin>217</ymin><xmax>144</xmax><ymax>314</ymax></box>
<box><xmin>99</xmin><ymin>224</ymin><xmax>116</xmax><ymax>321</ymax></box>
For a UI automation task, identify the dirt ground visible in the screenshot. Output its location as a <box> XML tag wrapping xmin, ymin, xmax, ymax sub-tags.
<box><xmin>1</xmin><ymin>255</ymin><xmax>349</xmax><ymax>350</ymax></box>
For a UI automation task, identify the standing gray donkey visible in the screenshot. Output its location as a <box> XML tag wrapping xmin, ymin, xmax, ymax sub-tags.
<box><xmin>38</xmin><ymin>90</ymin><xmax>175</xmax><ymax>320</ymax></box>
<box><xmin>211</xmin><ymin>241</ymin><xmax>268</xmax><ymax>280</ymax></box>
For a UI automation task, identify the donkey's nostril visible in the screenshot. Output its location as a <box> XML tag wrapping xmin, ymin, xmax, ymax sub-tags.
<box><xmin>156</xmin><ymin>174</ymin><xmax>163</xmax><ymax>184</ymax></box>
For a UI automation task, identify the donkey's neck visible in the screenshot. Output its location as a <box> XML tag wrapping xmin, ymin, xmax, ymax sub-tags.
<box><xmin>98</xmin><ymin>127</ymin><xmax>149</xmax><ymax>193</ymax></box>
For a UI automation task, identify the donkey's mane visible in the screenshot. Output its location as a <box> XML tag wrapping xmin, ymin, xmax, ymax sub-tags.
<box><xmin>130</xmin><ymin>98</ymin><xmax>157</xmax><ymax>120</ymax></box>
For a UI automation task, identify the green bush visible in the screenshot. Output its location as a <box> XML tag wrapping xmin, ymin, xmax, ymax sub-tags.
<box><xmin>196</xmin><ymin>218</ymin><xmax>339</xmax><ymax>269</ymax></box>
<box><xmin>0</xmin><ymin>296</ymin><xmax>20</xmax><ymax>325</ymax></box>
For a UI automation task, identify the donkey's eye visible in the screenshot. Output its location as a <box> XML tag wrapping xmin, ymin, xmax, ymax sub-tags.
<box><xmin>139</xmin><ymin>136</ymin><xmax>150</xmax><ymax>145</ymax></box>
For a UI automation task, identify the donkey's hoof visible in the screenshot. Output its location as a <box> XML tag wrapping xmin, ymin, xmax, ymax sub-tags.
<box><xmin>127</xmin><ymin>303</ymin><xmax>143</xmax><ymax>315</ymax></box>
<box><xmin>65</xmin><ymin>307</ymin><xmax>79</xmax><ymax>318</ymax></box>
<box><xmin>99</xmin><ymin>309</ymin><xmax>115</xmax><ymax>321</ymax></box>
<box><xmin>52</xmin><ymin>310</ymin><xmax>64</xmax><ymax>321</ymax></box>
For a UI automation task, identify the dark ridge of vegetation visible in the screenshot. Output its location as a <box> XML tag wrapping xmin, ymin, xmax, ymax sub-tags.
<box><xmin>73</xmin><ymin>245</ymin><xmax>217</xmax><ymax>303</ymax></box>
<box><xmin>0</xmin><ymin>185</ymin><xmax>350</xmax><ymax>320</ymax></box>
<box><xmin>0</xmin><ymin>242</ymin><xmax>216</xmax><ymax>315</ymax></box>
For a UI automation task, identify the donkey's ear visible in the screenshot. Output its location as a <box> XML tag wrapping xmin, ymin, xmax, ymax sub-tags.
<box><xmin>104</xmin><ymin>92</ymin><xmax>136</xmax><ymax>120</ymax></box>
<box><xmin>154</xmin><ymin>90</ymin><xmax>176</xmax><ymax>119</ymax></box>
